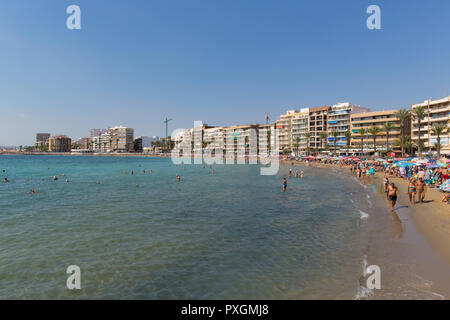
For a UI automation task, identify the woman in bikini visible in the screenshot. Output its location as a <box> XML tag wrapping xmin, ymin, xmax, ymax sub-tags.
<box><xmin>416</xmin><ymin>178</ymin><xmax>426</xmax><ymax>203</ymax></box>
<box><xmin>407</xmin><ymin>178</ymin><xmax>416</xmax><ymax>205</ymax></box>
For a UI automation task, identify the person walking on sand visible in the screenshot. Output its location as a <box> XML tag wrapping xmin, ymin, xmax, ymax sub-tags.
<box><xmin>387</xmin><ymin>183</ymin><xmax>399</xmax><ymax>211</ymax></box>
<box><xmin>407</xmin><ymin>178</ymin><xmax>416</xmax><ymax>205</ymax></box>
<box><xmin>416</xmin><ymin>178</ymin><xmax>426</xmax><ymax>203</ymax></box>
<box><xmin>282</xmin><ymin>178</ymin><xmax>287</xmax><ymax>192</ymax></box>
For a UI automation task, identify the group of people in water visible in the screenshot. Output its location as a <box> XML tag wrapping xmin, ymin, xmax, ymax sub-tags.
<box><xmin>281</xmin><ymin>168</ymin><xmax>305</xmax><ymax>191</ymax></box>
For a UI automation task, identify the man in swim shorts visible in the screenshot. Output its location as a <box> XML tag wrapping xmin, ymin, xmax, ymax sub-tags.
<box><xmin>282</xmin><ymin>178</ymin><xmax>287</xmax><ymax>191</ymax></box>
<box><xmin>387</xmin><ymin>183</ymin><xmax>399</xmax><ymax>211</ymax></box>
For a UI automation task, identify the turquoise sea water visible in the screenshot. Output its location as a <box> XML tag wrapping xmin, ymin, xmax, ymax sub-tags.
<box><xmin>0</xmin><ymin>155</ymin><xmax>446</xmax><ymax>299</ymax></box>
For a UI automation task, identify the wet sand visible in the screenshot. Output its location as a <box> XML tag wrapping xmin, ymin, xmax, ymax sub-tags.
<box><xmin>375</xmin><ymin>172</ymin><xmax>450</xmax><ymax>264</ymax></box>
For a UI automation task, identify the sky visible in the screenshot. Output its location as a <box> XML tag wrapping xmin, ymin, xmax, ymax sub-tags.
<box><xmin>1</xmin><ymin>0</ymin><xmax>449</xmax><ymax>146</ymax></box>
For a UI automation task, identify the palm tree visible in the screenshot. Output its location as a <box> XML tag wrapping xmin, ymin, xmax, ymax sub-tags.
<box><xmin>344</xmin><ymin>130</ymin><xmax>352</xmax><ymax>155</ymax></box>
<box><xmin>431</xmin><ymin>123</ymin><xmax>447</xmax><ymax>159</ymax></box>
<box><xmin>412</xmin><ymin>106</ymin><xmax>426</xmax><ymax>157</ymax></box>
<box><xmin>394</xmin><ymin>109</ymin><xmax>411</xmax><ymax>157</ymax></box>
<box><xmin>331</xmin><ymin>130</ymin><xmax>339</xmax><ymax>155</ymax></box>
<box><xmin>395</xmin><ymin>135</ymin><xmax>410</xmax><ymax>157</ymax></box>
<box><xmin>293</xmin><ymin>137</ymin><xmax>300</xmax><ymax>156</ymax></box>
<box><xmin>368</xmin><ymin>126</ymin><xmax>381</xmax><ymax>156</ymax></box>
<box><xmin>358</xmin><ymin>128</ymin><xmax>366</xmax><ymax>156</ymax></box>
<box><xmin>304</xmin><ymin>132</ymin><xmax>311</xmax><ymax>156</ymax></box>
<box><xmin>319</xmin><ymin>132</ymin><xmax>327</xmax><ymax>154</ymax></box>
<box><xmin>382</xmin><ymin>121</ymin><xmax>395</xmax><ymax>156</ymax></box>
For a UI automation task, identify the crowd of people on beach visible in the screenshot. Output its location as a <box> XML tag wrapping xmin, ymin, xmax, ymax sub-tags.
<box><xmin>279</xmin><ymin>154</ymin><xmax>450</xmax><ymax>209</ymax></box>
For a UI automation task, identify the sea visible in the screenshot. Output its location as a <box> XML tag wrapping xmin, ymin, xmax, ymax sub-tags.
<box><xmin>0</xmin><ymin>155</ymin><xmax>448</xmax><ymax>299</ymax></box>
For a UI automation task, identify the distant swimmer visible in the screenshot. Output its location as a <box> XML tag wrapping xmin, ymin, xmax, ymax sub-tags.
<box><xmin>150</xmin><ymin>169</ymin><xmax>153</xmax><ymax>174</ymax></box>
<box><xmin>295</xmin><ymin>170</ymin><xmax>299</xmax><ymax>178</ymax></box>
<box><xmin>176</xmin><ymin>174</ymin><xmax>181</xmax><ymax>182</ymax></box>
<box><xmin>65</xmin><ymin>179</ymin><xmax>70</xmax><ymax>183</ymax></box>
<box><xmin>143</xmin><ymin>170</ymin><xmax>146</xmax><ymax>174</ymax></box>
<box><xmin>53</xmin><ymin>176</ymin><xmax>58</xmax><ymax>181</ymax></box>
<box><xmin>29</xmin><ymin>189</ymin><xmax>36</xmax><ymax>195</ymax></box>
<box><xmin>289</xmin><ymin>169</ymin><xmax>292</xmax><ymax>176</ymax></box>
<box><xmin>282</xmin><ymin>178</ymin><xmax>287</xmax><ymax>191</ymax></box>
<box><xmin>300</xmin><ymin>170</ymin><xmax>304</xmax><ymax>178</ymax></box>
<box><xmin>3</xmin><ymin>177</ymin><xmax>9</xmax><ymax>183</ymax></box>
<box><xmin>95</xmin><ymin>181</ymin><xmax>101</xmax><ymax>184</ymax></box>
<box><xmin>131</xmin><ymin>170</ymin><xmax>134</xmax><ymax>175</ymax></box>
<box><xmin>211</xmin><ymin>168</ymin><xmax>215</xmax><ymax>174</ymax></box>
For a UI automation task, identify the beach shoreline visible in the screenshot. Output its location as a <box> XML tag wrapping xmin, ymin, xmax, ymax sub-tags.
<box><xmin>301</xmin><ymin>160</ymin><xmax>450</xmax><ymax>264</ymax></box>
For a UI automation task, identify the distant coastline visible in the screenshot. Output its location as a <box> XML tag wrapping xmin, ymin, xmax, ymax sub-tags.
<box><xmin>0</xmin><ymin>151</ymin><xmax>172</xmax><ymax>157</ymax></box>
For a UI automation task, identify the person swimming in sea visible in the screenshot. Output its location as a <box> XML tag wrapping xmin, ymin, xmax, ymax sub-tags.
<box><xmin>282</xmin><ymin>178</ymin><xmax>287</xmax><ymax>191</ymax></box>
<box><xmin>53</xmin><ymin>176</ymin><xmax>58</xmax><ymax>181</ymax></box>
<box><xmin>387</xmin><ymin>183</ymin><xmax>399</xmax><ymax>212</ymax></box>
<box><xmin>300</xmin><ymin>170</ymin><xmax>304</xmax><ymax>178</ymax></box>
<box><xmin>288</xmin><ymin>169</ymin><xmax>292</xmax><ymax>177</ymax></box>
<box><xmin>295</xmin><ymin>170</ymin><xmax>299</xmax><ymax>178</ymax></box>
<box><xmin>176</xmin><ymin>174</ymin><xmax>181</xmax><ymax>182</ymax></box>
<box><xmin>29</xmin><ymin>189</ymin><xmax>36</xmax><ymax>195</ymax></box>
<box><xmin>3</xmin><ymin>177</ymin><xmax>9</xmax><ymax>183</ymax></box>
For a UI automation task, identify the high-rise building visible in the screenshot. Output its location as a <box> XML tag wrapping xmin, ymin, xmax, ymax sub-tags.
<box><xmin>89</xmin><ymin>126</ymin><xmax>134</xmax><ymax>153</ymax></box>
<box><xmin>48</xmin><ymin>135</ymin><xmax>72</xmax><ymax>152</ymax></box>
<box><xmin>309</xmin><ymin>106</ymin><xmax>330</xmax><ymax>152</ymax></box>
<box><xmin>350</xmin><ymin>110</ymin><xmax>405</xmax><ymax>154</ymax></box>
<box><xmin>411</xmin><ymin>96</ymin><xmax>450</xmax><ymax>155</ymax></box>
<box><xmin>36</xmin><ymin>133</ymin><xmax>50</xmax><ymax>144</ymax></box>
<box><xmin>327</xmin><ymin>103</ymin><xmax>370</xmax><ymax>151</ymax></box>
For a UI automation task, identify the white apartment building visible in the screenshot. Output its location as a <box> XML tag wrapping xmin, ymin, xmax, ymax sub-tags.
<box><xmin>327</xmin><ymin>103</ymin><xmax>370</xmax><ymax>150</ymax></box>
<box><xmin>89</xmin><ymin>126</ymin><xmax>134</xmax><ymax>153</ymax></box>
<box><xmin>411</xmin><ymin>96</ymin><xmax>450</xmax><ymax>155</ymax></box>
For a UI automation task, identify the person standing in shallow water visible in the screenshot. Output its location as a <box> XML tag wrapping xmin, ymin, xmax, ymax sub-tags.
<box><xmin>282</xmin><ymin>178</ymin><xmax>287</xmax><ymax>191</ymax></box>
<box><xmin>387</xmin><ymin>183</ymin><xmax>400</xmax><ymax>212</ymax></box>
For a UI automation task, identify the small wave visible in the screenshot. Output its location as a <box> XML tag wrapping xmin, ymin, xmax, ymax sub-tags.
<box><xmin>359</xmin><ymin>210</ymin><xmax>369</xmax><ymax>220</ymax></box>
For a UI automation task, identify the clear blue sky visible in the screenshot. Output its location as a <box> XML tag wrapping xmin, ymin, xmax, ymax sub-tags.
<box><xmin>1</xmin><ymin>0</ymin><xmax>449</xmax><ymax>145</ymax></box>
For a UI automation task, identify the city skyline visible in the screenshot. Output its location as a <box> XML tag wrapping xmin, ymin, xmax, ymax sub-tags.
<box><xmin>1</xmin><ymin>0</ymin><xmax>450</xmax><ymax>145</ymax></box>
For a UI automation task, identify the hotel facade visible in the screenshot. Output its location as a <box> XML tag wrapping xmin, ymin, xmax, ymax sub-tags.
<box><xmin>411</xmin><ymin>96</ymin><xmax>450</xmax><ymax>155</ymax></box>
<box><xmin>350</xmin><ymin>110</ymin><xmax>405</xmax><ymax>154</ymax></box>
<box><xmin>327</xmin><ymin>103</ymin><xmax>371</xmax><ymax>150</ymax></box>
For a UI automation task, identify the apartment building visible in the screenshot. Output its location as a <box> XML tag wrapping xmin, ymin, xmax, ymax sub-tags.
<box><xmin>327</xmin><ymin>103</ymin><xmax>370</xmax><ymax>151</ymax></box>
<box><xmin>309</xmin><ymin>106</ymin><xmax>330</xmax><ymax>152</ymax></box>
<box><xmin>275</xmin><ymin>111</ymin><xmax>295</xmax><ymax>153</ymax></box>
<box><xmin>350</xmin><ymin>110</ymin><xmax>404</xmax><ymax>154</ymax></box>
<box><xmin>411</xmin><ymin>96</ymin><xmax>450</xmax><ymax>155</ymax></box>
<box><xmin>48</xmin><ymin>135</ymin><xmax>72</xmax><ymax>152</ymax></box>
<box><xmin>89</xmin><ymin>126</ymin><xmax>134</xmax><ymax>153</ymax></box>
<box><xmin>275</xmin><ymin>108</ymin><xmax>309</xmax><ymax>154</ymax></box>
<box><xmin>224</xmin><ymin>124</ymin><xmax>260</xmax><ymax>157</ymax></box>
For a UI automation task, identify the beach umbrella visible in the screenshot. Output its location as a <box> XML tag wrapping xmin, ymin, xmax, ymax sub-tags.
<box><xmin>439</xmin><ymin>180</ymin><xmax>450</xmax><ymax>192</ymax></box>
